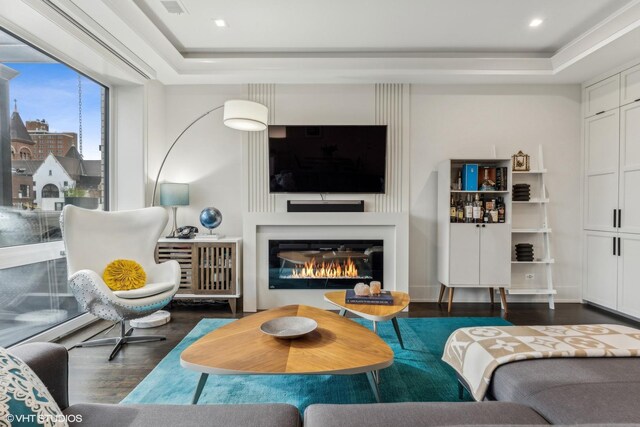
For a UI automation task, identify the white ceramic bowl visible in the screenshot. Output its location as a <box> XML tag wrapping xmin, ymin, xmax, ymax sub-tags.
<box><xmin>260</xmin><ymin>316</ymin><xmax>318</xmax><ymax>339</ymax></box>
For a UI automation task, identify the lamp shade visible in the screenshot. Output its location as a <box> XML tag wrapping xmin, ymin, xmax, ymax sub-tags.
<box><xmin>159</xmin><ymin>183</ymin><xmax>189</xmax><ymax>206</ymax></box>
<box><xmin>223</xmin><ymin>100</ymin><xmax>268</xmax><ymax>131</ymax></box>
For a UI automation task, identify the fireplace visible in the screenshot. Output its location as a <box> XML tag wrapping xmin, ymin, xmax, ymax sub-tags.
<box><xmin>269</xmin><ymin>239</ymin><xmax>384</xmax><ymax>290</ymax></box>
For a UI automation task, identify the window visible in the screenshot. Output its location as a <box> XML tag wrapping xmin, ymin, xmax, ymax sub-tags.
<box><xmin>41</xmin><ymin>184</ymin><xmax>59</xmax><ymax>198</ymax></box>
<box><xmin>0</xmin><ymin>27</ymin><xmax>109</xmax><ymax>347</ymax></box>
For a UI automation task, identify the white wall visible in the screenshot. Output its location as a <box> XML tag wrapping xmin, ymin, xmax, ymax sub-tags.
<box><xmin>158</xmin><ymin>84</ymin><xmax>246</xmax><ymax>237</ymax></box>
<box><xmin>409</xmin><ymin>85</ymin><xmax>582</xmax><ymax>302</ymax></box>
<box><xmin>155</xmin><ymin>83</ymin><xmax>582</xmax><ymax>302</ymax></box>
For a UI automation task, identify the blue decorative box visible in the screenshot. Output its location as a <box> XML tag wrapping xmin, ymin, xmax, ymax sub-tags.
<box><xmin>461</xmin><ymin>164</ymin><xmax>478</xmax><ymax>191</ymax></box>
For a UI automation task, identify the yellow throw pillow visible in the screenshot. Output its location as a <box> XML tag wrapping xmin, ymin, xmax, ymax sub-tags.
<box><xmin>103</xmin><ymin>259</ymin><xmax>147</xmax><ymax>291</ymax></box>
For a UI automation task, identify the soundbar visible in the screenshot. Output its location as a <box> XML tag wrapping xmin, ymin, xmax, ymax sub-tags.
<box><xmin>287</xmin><ymin>200</ymin><xmax>365</xmax><ymax>213</ymax></box>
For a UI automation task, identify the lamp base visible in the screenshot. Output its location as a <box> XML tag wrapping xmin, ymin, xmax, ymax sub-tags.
<box><xmin>166</xmin><ymin>206</ymin><xmax>179</xmax><ymax>238</ymax></box>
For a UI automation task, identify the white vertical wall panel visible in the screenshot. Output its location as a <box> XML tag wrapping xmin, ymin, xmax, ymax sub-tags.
<box><xmin>247</xmin><ymin>84</ymin><xmax>276</xmax><ymax>212</ymax></box>
<box><xmin>375</xmin><ymin>84</ymin><xmax>410</xmax><ymax>213</ymax></box>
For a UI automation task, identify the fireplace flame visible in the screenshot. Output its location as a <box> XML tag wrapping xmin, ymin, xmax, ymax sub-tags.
<box><xmin>291</xmin><ymin>258</ymin><xmax>360</xmax><ymax>279</ymax></box>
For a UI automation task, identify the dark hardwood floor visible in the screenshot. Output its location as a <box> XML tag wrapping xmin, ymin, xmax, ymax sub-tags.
<box><xmin>61</xmin><ymin>301</ymin><xmax>640</xmax><ymax>405</ymax></box>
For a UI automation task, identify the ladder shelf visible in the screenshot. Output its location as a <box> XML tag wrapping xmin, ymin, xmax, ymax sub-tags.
<box><xmin>510</xmin><ymin>145</ymin><xmax>556</xmax><ymax>309</ymax></box>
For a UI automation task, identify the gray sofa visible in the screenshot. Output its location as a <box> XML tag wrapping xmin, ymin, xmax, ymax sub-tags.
<box><xmin>8</xmin><ymin>343</ymin><xmax>640</xmax><ymax>426</ymax></box>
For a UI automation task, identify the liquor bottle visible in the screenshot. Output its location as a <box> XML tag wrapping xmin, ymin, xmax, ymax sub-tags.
<box><xmin>456</xmin><ymin>170</ymin><xmax>462</xmax><ymax>191</ymax></box>
<box><xmin>457</xmin><ymin>199</ymin><xmax>464</xmax><ymax>222</ymax></box>
<box><xmin>464</xmin><ymin>195</ymin><xmax>473</xmax><ymax>223</ymax></box>
<box><xmin>483</xmin><ymin>209</ymin><xmax>490</xmax><ymax>223</ymax></box>
<box><xmin>497</xmin><ymin>197</ymin><xmax>506</xmax><ymax>223</ymax></box>
<box><xmin>480</xmin><ymin>167</ymin><xmax>496</xmax><ymax>191</ymax></box>
<box><xmin>450</xmin><ymin>196</ymin><xmax>457</xmax><ymax>223</ymax></box>
<box><xmin>472</xmin><ymin>194</ymin><xmax>482</xmax><ymax>223</ymax></box>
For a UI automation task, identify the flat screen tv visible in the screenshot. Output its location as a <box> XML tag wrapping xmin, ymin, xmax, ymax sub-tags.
<box><xmin>268</xmin><ymin>125</ymin><xmax>387</xmax><ymax>193</ymax></box>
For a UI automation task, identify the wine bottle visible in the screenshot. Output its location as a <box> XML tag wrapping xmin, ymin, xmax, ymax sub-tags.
<box><xmin>472</xmin><ymin>194</ymin><xmax>482</xmax><ymax>223</ymax></box>
<box><xmin>497</xmin><ymin>197</ymin><xmax>506</xmax><ymax>223</ymax></box>
<box><xmin>457</xmin><ymin>199</ymin><xmax>464</xmax><ymax>222</ymax></box>
<box><xmin>464</xmin><ymin>195</ymin><xmax>473</xmax><ymax>223</ymax></box>
<box><xmin>450</xmin><ymin>196</ymin><xmax>457</xmax><ymax>223</ymax></box>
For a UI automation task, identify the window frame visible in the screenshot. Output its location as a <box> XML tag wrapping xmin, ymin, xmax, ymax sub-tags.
<box><xmin>0</xmin><ymin>25</ymin><xmax>111</xmax><ymax>346</ymax></box>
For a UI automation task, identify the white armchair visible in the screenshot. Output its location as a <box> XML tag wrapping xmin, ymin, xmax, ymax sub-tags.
<box><xmin>61</xmin><ymin>205</ymin><xmax>180</xmax><ymax>360</ymax></box>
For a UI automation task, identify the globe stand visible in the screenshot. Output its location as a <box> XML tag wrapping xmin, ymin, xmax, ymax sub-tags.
<box><xmin>199</xmin><ymin>207</ymin><xmax>223</xmax><ymax>239</ymax></box>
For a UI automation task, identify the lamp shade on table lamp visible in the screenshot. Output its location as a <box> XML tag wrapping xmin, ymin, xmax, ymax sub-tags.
<box><xmin>159</xmin><ymin>183</ymin><xmax>189</xmax><ymax>206</ymax></box>
<box><xmin>159</xmin><ymin>183</ymin><xmax>189</xmax><ymax>238</ymax></box>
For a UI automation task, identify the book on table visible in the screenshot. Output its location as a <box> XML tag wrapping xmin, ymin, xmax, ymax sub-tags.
<box><xmin>345</xmin><ymin>289</ymin><xmax>394</xmax><ymax>305</ymax></box>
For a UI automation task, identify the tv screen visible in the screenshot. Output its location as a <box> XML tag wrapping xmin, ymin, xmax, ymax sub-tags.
<box><xmin>268</xmin><ymin>125</ymin><xmax>387</xmax><ymax>193</ymax></box>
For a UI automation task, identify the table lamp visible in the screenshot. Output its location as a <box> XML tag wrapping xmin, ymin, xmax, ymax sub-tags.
<box><xmin>159</xmin><ymin>183</ymin><xmax>189</xmax><ymax>238</ymax></box>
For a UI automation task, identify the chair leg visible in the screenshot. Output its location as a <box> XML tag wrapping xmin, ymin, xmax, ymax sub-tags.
<box><xmin>75</xmin><ymin>320</ymin><xmax>167</xmax><ymax>361</ymax></box>
<box><xmin>489</xmin><ymin>287</ymin><xmax>495</xmax><ymax>304</ymax></box>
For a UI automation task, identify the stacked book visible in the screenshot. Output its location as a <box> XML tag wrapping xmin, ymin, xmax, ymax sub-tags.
<box><xmin>345</xmin><ymin>289</ymin><xmax>394</xmax><ymax>305</ymax></box>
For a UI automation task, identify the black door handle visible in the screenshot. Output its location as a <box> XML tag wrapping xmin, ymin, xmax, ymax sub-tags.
<box><xmin>613</xmin><ymin>237</ymin><xmax>617</xmax><ymax>256</ymax></box>
<box><xmin>618</xmin><ymin>237</ymin><xmax>621</xmax><ymax>257</ymax></box>
<box><xmin>618</xmin><ymin>209</ymin><xmax>622</xmax><ymax>228</ymax></box>
<box><xmin>482</xmin><ymin>224</ymin><xmax>486</xmax><ymax>228</ymax></box>
<box><xmin>614</xmin><ymin>209</ymin><xmax>617</xmax><ymax>228</ymax></box>
<box><xmin>476</xmin><ymin>224</ymin><xmax>480</xmax><ymax>228</ymax></box>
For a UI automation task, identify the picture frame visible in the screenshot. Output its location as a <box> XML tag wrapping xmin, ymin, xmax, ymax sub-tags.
<box><xmin>512</xmin><ymin>150</ymin><xmax>530</xmax><ymax>171</ymax></box>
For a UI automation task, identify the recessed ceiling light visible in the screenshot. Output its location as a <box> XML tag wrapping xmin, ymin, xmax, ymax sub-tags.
<box><xmin>214</xmin><ymin>19</ymin><xmax>227</xmax><ymax>28</ymax></box>
<box><xmin>529</xmin><ymin>18</ymin><xmax>544</xmax><ymax>27</ymax></box>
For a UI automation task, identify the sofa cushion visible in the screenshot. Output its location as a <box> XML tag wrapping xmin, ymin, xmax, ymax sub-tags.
<box><xmin>303</xmin><ymin>402</ymin><xmax>548</xmax><ymax>427</ymax></box>
<box><xmin>1</xmin><ymin>346</ymin><xmax>68</xmax><ymax>427</ymax></box>
<box><xmin>488</xmin><ymin>358</ymin><xmax>640</xmax><ymax>424</ymax></box>
<box><xmin>64</xmin><ymin>403</ymin><xmax>300</xmax><ymax>427</ymax></box>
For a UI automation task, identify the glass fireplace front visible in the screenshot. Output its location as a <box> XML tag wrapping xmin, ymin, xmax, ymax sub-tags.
<box><xmin>269</xmin><ymin>239</ymin><xmax>383</xmax><ymax>290</ymax></box>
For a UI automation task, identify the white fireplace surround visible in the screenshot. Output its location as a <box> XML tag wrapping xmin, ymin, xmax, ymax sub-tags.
<box><xmin>242</xmin><ymin>212</ymin><xmax>409</xmax><ymax>312</ymax></box>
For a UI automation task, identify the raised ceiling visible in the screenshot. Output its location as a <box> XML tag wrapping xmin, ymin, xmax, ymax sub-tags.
<box><xmin>135</xmin><ymin>0</ymin><xmax>630</xmax><ymax>55</ymax></box>
<box><xmin>36</xmin><ymin>0</ymin><xmax>640</xmax><ymax>84</ymax></box>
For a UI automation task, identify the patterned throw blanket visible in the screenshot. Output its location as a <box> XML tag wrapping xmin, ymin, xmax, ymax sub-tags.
<box><xmin>442</xmin><ymin>324</ymin><xmax>640</xmax><ymax>401</ymax></box>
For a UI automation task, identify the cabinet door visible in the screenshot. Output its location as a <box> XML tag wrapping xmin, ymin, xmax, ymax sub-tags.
<box><xmin>449</xmin><ymin>224</ymin><xmax>480</xmax><ymax>285</ymax></box>
<box><xmin>479</xmin><ymin>225</ymin><xmax>511</xmax><ymax>286</ymax></box>
<box><xmin>621</xmin><ymin>64</ymin><xmax>640</xmax><ymax>106</ymax></box>
<box><xmin>617</xmin><ymin>234</ymin><xmax>640</xmax><ymax>318</ymax></box>
<box><xmin>584</xmin><ymin>110</ymin><xmax>620</xmax><ymax>231</ymax></box>
<box><xmin>584</xmin><ymin>74</ymin><xmax>620</xmax><ymax>117</ymax></box>
<box><xmin>583</xmin><ymin>231</ymin><xmax>618</xmax><ymax>310</ymax></box>
<box><xmin>619</xmin><ymin>102</ymin><xmax>640</xmax><ymax>234</ymax></box>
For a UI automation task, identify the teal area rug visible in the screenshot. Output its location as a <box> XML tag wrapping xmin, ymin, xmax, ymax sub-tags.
<box><xmin>122</xmin><ymin>317</ymin><xmax>511</xmax><ymax>412</ymax></box>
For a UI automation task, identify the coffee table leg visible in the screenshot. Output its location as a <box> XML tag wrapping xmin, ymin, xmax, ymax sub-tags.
<box><xmin>339</xmin><ymin>309</ymin><xmax>346</xmax><ymax>317</ymax></box>
<box><xmin>366</xmin><ymin>371</ymin><xmax>381</xmax><ymax>403</ymax></box>
<box><xmin>191</xmin><ymin>373</ymin><xmax>209</xmax><ymax>404</ymax></box>
<box><xmin>391</xmin><ymin>317</ymin><xmax>405</xmax><ymax>349</ymax></box>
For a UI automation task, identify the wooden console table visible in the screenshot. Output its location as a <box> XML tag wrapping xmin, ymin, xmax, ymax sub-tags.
<box><xmin>156</xmin><ymin>237</ymin><xmax>242</xmax><ymax>314</ymax></box>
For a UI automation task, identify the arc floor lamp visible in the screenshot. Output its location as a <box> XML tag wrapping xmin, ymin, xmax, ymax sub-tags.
<box><xmin>151</xmin><ymin>100</ymin><xmax>268</xmax><ymax>233</ymax></box>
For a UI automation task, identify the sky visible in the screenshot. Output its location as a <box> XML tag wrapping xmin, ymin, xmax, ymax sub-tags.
<box><xmin>5</xmin><ymin>62</ymin><xmax>104</xmax><ymax>160</ymax></box>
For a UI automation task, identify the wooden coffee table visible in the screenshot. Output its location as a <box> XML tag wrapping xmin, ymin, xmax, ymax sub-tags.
<box><xmin>324</xmin><ymin>291</ymin><xmax>410</xmax><ymax>349</ymax></box>
<box><xmin>180</xmin><ymin>304</ymin><xmax>394</xmax><ymax>404</ymax></box>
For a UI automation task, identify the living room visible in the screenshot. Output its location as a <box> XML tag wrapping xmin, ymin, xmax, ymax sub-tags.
<box><xmin>1</xmin><ymin>1</ymin><xmax>640</xmax><ymax>426</ymax></box>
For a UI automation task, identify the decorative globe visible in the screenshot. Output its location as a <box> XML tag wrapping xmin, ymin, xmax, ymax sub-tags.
<box><xmin>199</xmin><ymin>207</ymin><xmax>222</xmax><ymax>232</ymax></box>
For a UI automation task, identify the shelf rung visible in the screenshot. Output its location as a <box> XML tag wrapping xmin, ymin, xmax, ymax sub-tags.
<box><xmin>512</xmin><ymin>199</ymin><xmax>549</xmax><ymax>204</ymax></box>
<box><xmin>508</xmin><ymin>288</ymin><xmax>558</xmax><ymax>295</ymax></box>
<box><xmin>512</xmin><ymin>169</ymin><xmax>547</xmax><ymax>174</ymax></box>
<box><xmin>511</xmin><ymin>259</ymin><xmax>555</xmax><ymax>264</ymax></box>
<box><xmin>512</xmin><ymin>228</ymin><xmax>552</xmax><ymax>233</ymax></box>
